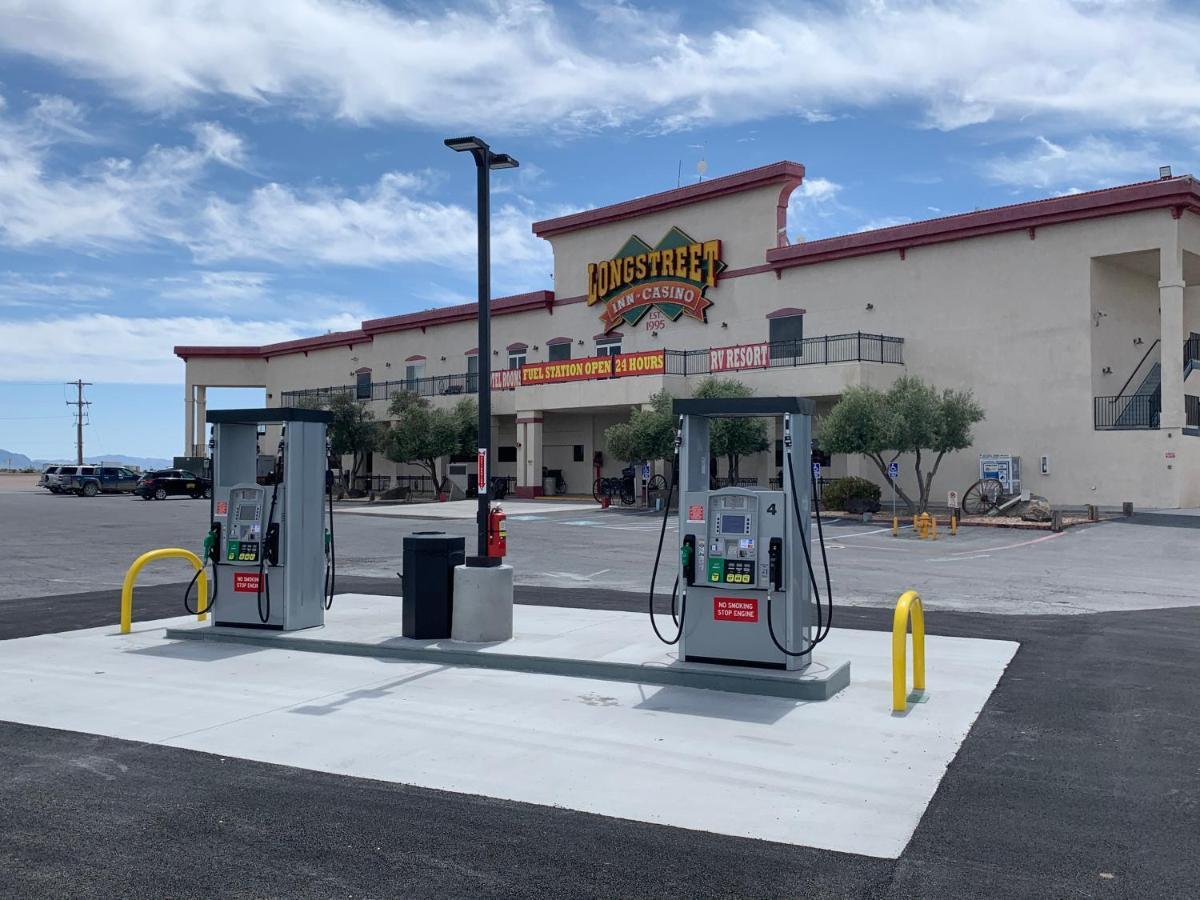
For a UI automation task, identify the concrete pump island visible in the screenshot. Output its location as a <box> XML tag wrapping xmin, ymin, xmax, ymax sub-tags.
<box><xmin>1</xmin><ymin>395</ymin><xmax>1017</xmax><ymax>863</ymax></box>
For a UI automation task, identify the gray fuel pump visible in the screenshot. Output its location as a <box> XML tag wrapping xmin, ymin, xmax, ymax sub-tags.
<box><xmin>649</xmin><ymin>397</ymin><xmax>832</xmax><ymax>670</ymax></box>
<box><xmin>199</xmin><ymin>407</ymin><xmax>334</xmax><ymax>630</ymax></box>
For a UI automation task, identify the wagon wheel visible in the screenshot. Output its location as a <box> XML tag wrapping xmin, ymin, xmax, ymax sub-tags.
<box><xmin>646</xmin><ymin>474</ymin><xmax>669</xmax><ymax>495</ymax></box>
<box><xmin>960</xmin><ymin>478</ymin><xmax>1004</xmax><ymax>515</ymax></box>
<box><xmin>592</xmin><ymin>478</ymin><xmax>605</xmax><ymax>504</ymax></box>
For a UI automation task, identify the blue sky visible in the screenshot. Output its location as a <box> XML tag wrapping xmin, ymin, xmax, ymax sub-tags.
<box><xmin>1</xmin><ymin>0</ymin><xmax>1198</xmax><ymax>460</ymax></box>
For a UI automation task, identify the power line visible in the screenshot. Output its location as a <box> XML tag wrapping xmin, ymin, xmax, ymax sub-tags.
<box><xmin>65</xmin><ymin>379</ymin><xmax>92</xmax><ymax>466</ymax></box>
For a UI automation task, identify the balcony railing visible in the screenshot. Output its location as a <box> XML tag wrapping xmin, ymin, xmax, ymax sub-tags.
<box><xmin>281</xmin><ymin>332</ymin><xmax>905</xmax><ymax>405</ymax></box>
<box><xmin>1094</xmin><ymin>393</ymin><xmax>1161</xmax><ymax>430</ymax></box>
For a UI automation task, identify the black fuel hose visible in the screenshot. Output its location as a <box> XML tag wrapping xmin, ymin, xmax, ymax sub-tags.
<box><xmin>648</xmin><ymin>461</ymin><xmax>686</xmax><ymax>645</ymax></box>
<box><xmin>765</xmin><ymin>450</ymin><xmax>834</xmax><ymax>657</ymax></box>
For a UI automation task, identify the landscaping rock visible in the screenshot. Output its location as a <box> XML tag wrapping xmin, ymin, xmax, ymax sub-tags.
<box><xmin>1019</xmin><ymin>495</ymin><xmax>1053</xmax><ymax>522</ymax></box>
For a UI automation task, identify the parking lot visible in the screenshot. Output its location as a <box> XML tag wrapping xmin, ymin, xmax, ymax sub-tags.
<box><xmin>4</xmin><ymin>481</ymin><xmax>1198</xmax><ymax>618</ymax></box>
<box><xmin>3</xmin><ymin>479</ymin><xmax>1199</xmax><ymax>897</ymax></box>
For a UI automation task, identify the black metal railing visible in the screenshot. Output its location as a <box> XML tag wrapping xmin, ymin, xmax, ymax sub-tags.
<box><xmin>1187</xmin><ymin>395</ymin><xmax>1200</xmax><ymax>429</ymax></box>
<box><xmin>284</xmin><ymin>372</ymin><xmax>477</xmax><ymax>405</ymax></box>
<box><xmin>1095</xmin><ymin>393</ymin><xmax>1161</xmax><ymax>430</ymax></box>
<box><xmin>282</xmin><ymin>333</ymin><xmax>905</xmax><ymax>404</ymax></box>
<box><xmin>713</xmin><ymin>476</ymin><xmax>760</xmax><ymax>487</ymax></box>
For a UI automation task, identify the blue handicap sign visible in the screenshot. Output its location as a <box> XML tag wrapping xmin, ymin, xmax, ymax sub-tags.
<box><xmin>812</xmin><ymin>462</ymin><xmax>821</xmax><ymax>477</ymax></box>
<box><xmin>888</xmin><ymin>461</ymin><xmax>899</xmax><ymax>478</ymax></box>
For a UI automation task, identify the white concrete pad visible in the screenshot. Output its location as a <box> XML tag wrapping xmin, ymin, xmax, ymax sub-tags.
<box><xmin>0</xmin><ymin>601</ymin><xmax>1016</xmax><ymax>859</ymax></box>
<box><xmin>342</xmin><ymin>499</ymin><xmax>591</xmax><ymax>519</ymax></box>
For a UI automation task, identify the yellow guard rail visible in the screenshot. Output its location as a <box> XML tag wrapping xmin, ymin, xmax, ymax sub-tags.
<box><xmin>120</xmin><ymin>548</ymin><xmax>207</xmax><ymax>634</ymax></box>
<box><xmin>892</xmin><ymin>589</ymin><xmax>926</xmax><ymax>712</ymax></box>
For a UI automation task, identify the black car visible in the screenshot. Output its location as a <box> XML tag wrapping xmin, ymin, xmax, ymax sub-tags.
<box><xmin>135</xmin><ymin>469</ymin><xmax>212</xmax><ymax>500</ymax></box>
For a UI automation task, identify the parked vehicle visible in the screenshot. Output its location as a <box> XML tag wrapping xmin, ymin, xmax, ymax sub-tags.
<box><xmin>67</xmin><ymin>465</ymin><xmax>140</xmax><ymax>496</ymax></box>
<box><xmin>51</xmin><ymin>465</ymin><xmax>94</xmax><ymax>494</ymax></box>
<box><xmin>38</xmin><ymin>465</ymin><xmax>68</xmax><ymax>492</ymax></box>
<box><xmin>135</xmin><ymin>469</ymin><xmax>212</xmax><ymax>501</ymax></box>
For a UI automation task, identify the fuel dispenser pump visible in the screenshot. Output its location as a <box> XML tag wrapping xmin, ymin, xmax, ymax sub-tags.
<box><xmin>189</xmin><ymin>408</ymin><xmax>334</xmax><ymax>631</ymax></box>
<box><xmin>647</xmin><ymin>397</ymin><xmax>833</xmax><ymax>670</ymax></box>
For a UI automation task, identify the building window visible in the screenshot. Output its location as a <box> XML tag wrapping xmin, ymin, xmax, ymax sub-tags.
<box><xmin>466</xmin><ymin>354</ymin><xmax>479</xmax><ymax>393</ymax></box>
<box><xmin>356</xmin><ymin>370</ymin><xmax>372</xmax><ymax>400</ymax></box>
<box><xmin>768</xmin><ymin>313</ymin><xmax>804</xmax><ymax>346</ymax></box>
<box><xmin>573</xmin><ymin>444</ymin><xmax>585</xmax><ymax>462</ymax></box>
<box><xmin>405</xmin><ymin>361</ymin><xmax>425</xmax><ymax>388</ymax></box>
<box><xmin>507</xmin><ymin>342</ymin><xmax>528</xmax><ymax>370</ymax></box>
<box><xmin>498</xmin><ymin>446</ymin><xmax>517</xmax><ymax>463</ymax></box>
<box><xmin>595</xmin><ymin>331</ymin><xmax>622</xmax><ymax>357</ymax></box>
<box><xmin>767</xmin><ymin>308</ymin><xmax>805</xmax><ymax>362</ymax></box>
<box><xmin>547</xmin><ymin>338</ymin><xmax>572</xmax><ymax>362</ymax></box>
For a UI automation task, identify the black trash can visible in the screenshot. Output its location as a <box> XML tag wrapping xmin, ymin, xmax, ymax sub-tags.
<box><xmin>402</xmin><ymin>532</ymin><xmax>465</xmax><ymax>639</ymax></box>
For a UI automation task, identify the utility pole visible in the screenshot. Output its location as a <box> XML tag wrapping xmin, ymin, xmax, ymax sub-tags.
<box><xmin>66</xmin><ymin>379</ymin><xmax>92</xmax><ymax>465</ymax></box>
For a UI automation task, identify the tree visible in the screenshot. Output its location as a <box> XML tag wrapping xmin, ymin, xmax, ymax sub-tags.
<box><xmin>692</xmin><ymin>377</ymin><xmax>768</xmax><ymax>480</ymax></box>
<box><xmin>604</xmin><ymin>391</ymin><xmax>676</xmax><ymax>467</ymax></box>
<box><xmin>383</xmin><ymin>392</ymin><xmax>478</xmax><ymax>493</ymax></box>
<box><xmin>296</xmin><ymin>391</ymin><xmax>382</xmax><ymax>483</ymax></box>
<box><xmin>819</xmin><ymin>377</ymin><xmax>985</xmax><ymax>513</ymax></box>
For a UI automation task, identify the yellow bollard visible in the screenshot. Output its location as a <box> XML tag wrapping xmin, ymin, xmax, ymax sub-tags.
<box><xmin>930</xmin><ymin>517</ymin><xmax>938</xmax><ymax>541</ymax></box>
<box><xmin>950</xmin><ymin>515</ymin><xmax>958</xmax><ymax>536</ymax></box>
<box><xmin>892</xmin><ymin>516</ymin><xmax>899</xmax><ymax>537</ymax></box>
<box><xmin>120</xmin><ymin>548</ymin><xmax>207</xmax><ymax>635</ymax></box>
<box><xmin>892</xmin><ymin>590</ymin><xmax>926</xmax><ymax>712</ymax></box>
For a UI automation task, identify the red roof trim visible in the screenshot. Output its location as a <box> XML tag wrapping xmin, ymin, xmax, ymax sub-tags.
<box><xmin>767</xmin><ymin>176</ymin><xmax>1200</xmax><ymax>269</ymax></box>
<box><xmin>546</xmin><ymin>336</ymin><xmax>572</xmax><ymax>346</ymax></box>
<box><xmin>766</xmin><ymin>307</ymin><xmax>806</xmax><ymax>319</ymax></box>
<box><xmin>506</xmin><ymin>342</ymin><xmax>528</xmax><ymax>352</ymax></box>
<box><xmin>405</xmin><ymin>354</ymin><xmax>426</xmax><ymax>362</ymax></box>
<box><xmin>174</xmin><ymin>345</ymin><xmax>263</xmax><ymax>359</ymax></box>
<box><xmin>532</xmin><ymin>161</ymin><xmax>805</xmax><ymax>238</ymax></box>
<box><xmin>594</xmin><ymin>331</ymin><xmax>623</xmax><ymax>342</ymax></box>
<box><xmin>464</xmin><ymin>347</ymin><xmax>478</xmax><ymax>355</ymax></box>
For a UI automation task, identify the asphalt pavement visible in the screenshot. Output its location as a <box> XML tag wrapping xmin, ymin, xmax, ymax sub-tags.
<box><xmin>2</xmin><ymin>578</ymin><xmax>1198</xmax><ymax>897</ymax></box>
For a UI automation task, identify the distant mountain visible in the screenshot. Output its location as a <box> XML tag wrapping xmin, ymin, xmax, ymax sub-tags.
<box><xmin>26</xmin><ymin>453</ymin><xmax>173</xmax><ymax>471</ymax></box>
<box><xmin>0</xmin><ymin>449</ymin><xmax>34</xmax><ymax>469</ymax></box>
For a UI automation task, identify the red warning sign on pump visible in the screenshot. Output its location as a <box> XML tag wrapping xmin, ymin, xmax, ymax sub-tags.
<box><xmin>714</xmin><ymin>597</ymin><xmax>758</xmax><ymax>622</ymax></box>
<box><xmin>234</xmin><ymin>572</ymin><xmax>261</xmax><ymax>593</ymax></box>
<box><xmin>687</xmin><ymin>504</ymin><xmax>705</xmax><ymax>522</ymax></box>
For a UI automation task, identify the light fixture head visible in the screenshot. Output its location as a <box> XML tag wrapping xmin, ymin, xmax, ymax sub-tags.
<box><xmin>489</xmin><ymin>153</ymin><xmax>519</xmax><ymax>170</ymax></box>
<box><xmin>445</xmin><ymin>135</ymin><xmax>488</xmax><ymax>153</ymax></box>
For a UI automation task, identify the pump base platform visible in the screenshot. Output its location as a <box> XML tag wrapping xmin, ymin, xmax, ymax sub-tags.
<box><xmin>165</xmin><ymin>594</ymin><xmax>850</xmax><ymax>701</ymax></box>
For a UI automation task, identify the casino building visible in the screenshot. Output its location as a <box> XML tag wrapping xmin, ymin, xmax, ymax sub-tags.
<box><xmin>176</xmin><ymin>161</ymin><xmax>1200</xmax><ymax>508</ymax></box>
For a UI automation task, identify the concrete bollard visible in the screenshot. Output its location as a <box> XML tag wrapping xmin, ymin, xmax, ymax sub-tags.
<box><xmin>1122</xmin><ymin>501</ymin><xmax>1134</xmax><ymax>517</ymax></box>
<box><xmin>1051</xmin><ymin>510</ymin><xmax>1063</xmax><ymax>532</ymax></box>
<box><xmin>1087</xmin><ymin>504</ymin><xmax>1098</xmax><ymax>522</ymax></box>
<box><xmin>451</xmin><ymin>564</ymin><xmax>514</xmax><ymax>642</ymax></box>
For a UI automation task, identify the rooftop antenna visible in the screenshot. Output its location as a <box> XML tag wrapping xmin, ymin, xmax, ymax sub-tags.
<box><xmin>676</xmin><ymin>160</ymin><xmax>682</xmax><ymax>188</ymax></box>
<box><xmin>697</xmin><ymin>158</ymin><xmax>708</xmax><ymax>183</ymax></box>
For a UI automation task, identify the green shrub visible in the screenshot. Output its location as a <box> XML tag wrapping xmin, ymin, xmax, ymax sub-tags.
<box><xmin>821</xmin><ymin>476</ymin><xmax>881</xmax><ymax>510</ymax></box>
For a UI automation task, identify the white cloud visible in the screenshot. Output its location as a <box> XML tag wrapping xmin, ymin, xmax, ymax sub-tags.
<box><xmin>190</xmin><ymin>121</ymin><xmax>248</xmax><ymax>169</ymax></box>
<box><xmin>191</xmin><ymin>172</ymin><xmax>553</xmax><ymax>275</ymax></box>
<box><xmin>0</xmin><ymin>96</ymin><xmax>239</xmax><ymax>249</ymax></box>
<box><xmin>0</xmin><ymin>271</ymin><xmax>112</xmax><ymax>308</ymax></box>
<box><xmin>0</xmin><ymin>98</ymin><xmax>553</xmax><ymax>283</ymax></box>
<box><xmin>0</xmin><ymin>1</ymin><xmax>1198</xmax><ymax>134</ymax></box>
<box><xmin>981</xmin><ymin>135</ymin><xmax>1161</xmax><ymax>190</ymax></box>
<box><xmin>0</xmin><ymin>312</ymin><xmax>361</xmax><ymax>382</ymax></box>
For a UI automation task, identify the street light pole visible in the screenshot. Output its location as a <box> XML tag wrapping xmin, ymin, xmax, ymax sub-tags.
<box><xmin>444</xmin><ymin>136</ymin><xmax>519</xmax><ymax>566</ymax></box>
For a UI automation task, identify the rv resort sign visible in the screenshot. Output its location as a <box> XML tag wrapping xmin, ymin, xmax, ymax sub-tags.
<box><xmin>586</xmin><ymin>227</ymin><xmax>725</xmax><ymax>332</ymax></box>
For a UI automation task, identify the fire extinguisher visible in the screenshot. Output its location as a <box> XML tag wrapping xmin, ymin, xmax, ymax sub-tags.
<box><xmin>487</xmin><ymin>504</ymin><xmax>507</xmax><ymax>558</ymax></box>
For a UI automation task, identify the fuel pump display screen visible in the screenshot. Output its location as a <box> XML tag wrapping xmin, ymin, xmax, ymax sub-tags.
<box><xmin>719</xmin><ymin>514</ymin><xmax>747</xmax><ymax>534</ymax></box>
